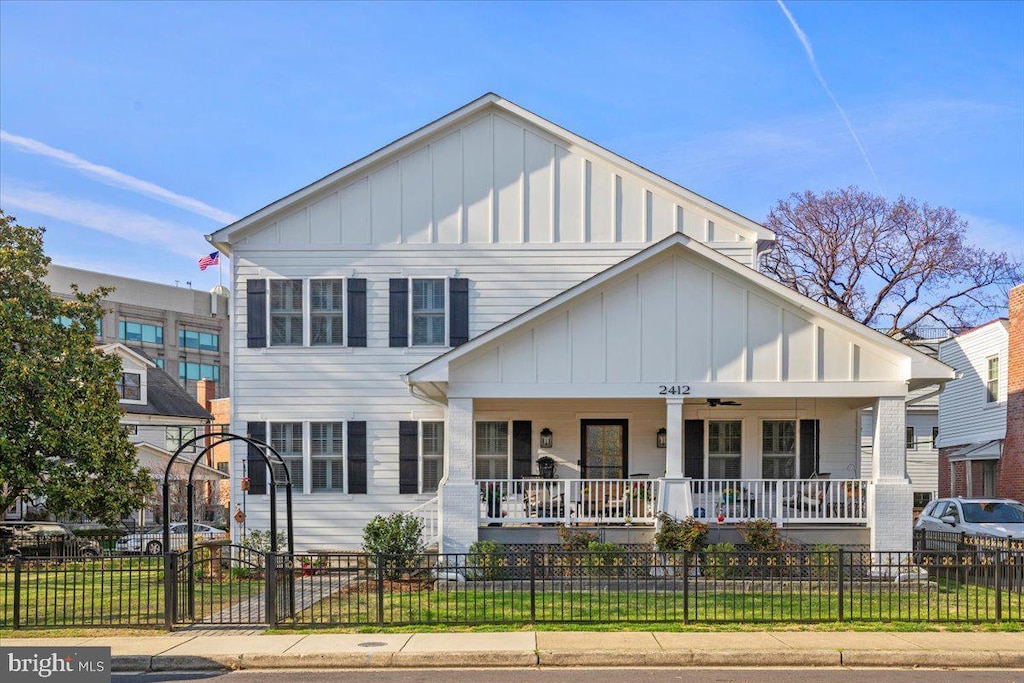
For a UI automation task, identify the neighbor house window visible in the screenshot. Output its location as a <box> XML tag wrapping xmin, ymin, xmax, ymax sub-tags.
<box><xmin>762</xmin><ymin>420</ymin><xmax>796</xmax><ymax>479</ymax></box>
<box><xmin>179</xmin><ymin>362</ymin><xmax>220</xmax><ymax>382</ymax></box>
<box><xmin>986</xmin><ymin>356</ymin><xmax>999</xmax><ymax>403</ymax></box>
<box><xmin>906</xmin><ymin>427</ymin><xmax>916</xmax><ymax>450</ymax></box>
<box><xmin>913</xmin><ymin>492</ymin><xmax>933</xmax><ymax>509</ymax></box>
<box><xmin>123</xmin><ymin>424</ymin><xmax>138</xmax><ymax>436</ymax></box>
<box><xmin>117</xmin><ymin>372</ymin><xmax>141</xmax><ymax>400</ymax></box>
<box><xmin>154</xmin><ymin>359</ymin><xmax>164</xmax><ymax>369</ymax></box>
<box><xmin>310</xmin><ymin>422</ymin><xmax>344</xmax><ymax>492</ymax></box>
<box><xmin>475</xmin><ymin>421</ymin><xmax>509</xmax><ymax>479</ymax></box>
<box><xmin>411</xmin><ymin>278</ymin><xmax>446</xmax><ymax>346</ymax></box>
<box><xmin>57</xmin><ymin>315</ymin><xmax>102</xmax><ymax>337</ymax></box>
<box><xmin>932</xmin><ymin>427</ymin><xmax>939</xmax><ymax>449</ymax></box>
<box><xmin>119</xmin><ymin>321</ymin><xmax>163</xmax><ymax>345</ymax></box>
<box><xmin>421</xmin><ymin>421</ymin><xmax>445</xmax><ymax>493</ymax></box>
<box><xmin>310</xmin><ymin>279</ymin><xmax>345</xmax><ymax>346</ymax></box>
<box><xmin>216</xmin><ymin>462</ymin><xmax>229</xmax><ymax>474</ymax></box>
<box><xmin>270</xmin><ymin>422</ymin><xmax>304</xmax><ymax>488</ymax></box>
<box><xmin>179</xmin><ymin>328</ymin><xmax>219</xmax><ymax>352</ymax></box>
<box><xmin>708</xmin><ymin>420</ymin><xmax>742</xmax><ymax>479</ymax></box>
<box><xmin>270</xmin><ymin>280</ymin><xmax>303</xmax><ymax>346</ymax></box>
<box><xmin>166</xmin><ymin>426</ymin><xmax>197</xmax><ymax>453</ymax></box>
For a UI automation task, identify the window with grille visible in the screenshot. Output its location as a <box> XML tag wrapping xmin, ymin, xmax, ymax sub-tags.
<box><xmin>270</xmin><ymin>280</ymin><xmax>303</xmax><ymax>346</ymax></box>
<box><xmin>411</xmin><ymin>279</ymin><xmax>446</xmax><ymax>346</ymax></box>
<box><xmin>118</xmin><ymin>372</ymin><xmax>141</xmax><ymax>400</ymax></box>
<box><xmin>986</xmin><ymin>356</ymin><xmax>999</xmax><ymax>403</ymax></box>
<box><xmin>421</xmin><ymin>421</ymin><xmax>445</xmax><ymax>493</ymax></box>
<box><xmin>475</xmin><ymin>421</ymin><xmax>508</xmax><ymax>479</ymax></box>
<box><xmin>761</xmin><ymin>420</ymin><xmax>795</xmax><ymax>479</ymax></box>
<box><xmin>310</xmin><ymin>280</ymin><xmax>344</xmax><ymax>346</ymax></box>
<box><xmin>708</xmin><ymin>420</ymin><xmax>741</xmax><ymax>479</ymax></box>
<box><xmin>270</xmin><ymin>422</ymin><xmax>303</xmax><ymax>487</ymax></box>
<box><xmin>310</xmin><ymin>422</ymin><xmax>344</xmax><ymax>492</ymax></box>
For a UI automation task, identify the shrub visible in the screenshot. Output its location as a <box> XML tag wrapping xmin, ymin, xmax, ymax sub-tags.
<box><xmin>557</xmin><ymin>526</ymin><xmax>598</xmax><ymax>551</ymax></box>
<box><xmin>704</xmin><ymin>542</ymin><xmax>737</xmax><ymax>579</ymax></box>
<box><xmin>362</xmin><ymin>513</ymin><xmax>424</xmax><ymax>580</ymax></box>
<box><xmin>585</xmin><ymin>541</ymin><xmax>625</xmax><ymax>577</ymax></box>
<box><xmin>654</xmin><ymin>514</ymin><xmax>708</xmax><ymax>554</ymax></box>
<box><xmin>240</xmin><ymin>529</ymin><xmax>286</xmax><ymax>554</ymax></box>
<box><xmin>468</xmin><ymin>540</ymin><xmax>508</xmax><ymax>580</ymax></box>
<box><xmin>740</xmin><ymin>519</ymin><xmax>785</xmax><ymax>552</ymax></box>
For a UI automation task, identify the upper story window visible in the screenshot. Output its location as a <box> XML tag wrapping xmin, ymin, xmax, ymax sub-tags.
<box><xmin>310</xmin><ymin>279</ymin><xmax>345</xmax><ymax>346</ymax></box>
<box><xmin>708</xmin><ymin>420</ymin><xmax>741</xmax><ymax>479</ymax></box>
<box><xmin>179</xmin><ymin>328</ymin><xmax>219</xmax><ymax>352</ymax></box>
<box><xmin>117</xmin><ymin>372</ymin><xmax>141</xmax><ymax>401</ymax></box>
<box><xmin>166</xmin><ymin>426</ymin><xmax>197</xmax><ymax>453</ymax></box>
<box><xmin>179</xmin><ymin>362</ymin><xmax>220</xmax><ymax>382</ymax></box>
<box><xmin>932</xmin><ymin>427</ymin><xmax>939</xmax><ymax>449</ymax></box>
<box><xmin>761</xmin><ymin>420</ymin><xmax>795</xmax><ymax>479</ymax></box>
<box><xmin>905</xmin><ymin>426</ymin><xmax>916</xmax><ymax>450</ymax></box>
<box><xmin>411</xmin><ymin>279</ymin><xmax>446</xmax><ymax>346</ymax></box>
<box><xmin>986</xmin><ymin>356</ymin><xmax>999</xmax><ymax>403</ymax></box>
<box><xmin>119</xmin><ymin>321</ymin><xmax>163</xmax><ymax>345</ymax></box>
<box><xmin>57</xmin><ymin>315</ymin><xmax>102</xmax><ymax>337</ymax></box>
<box><xmin>270</xmin><ymin>280</ymin><xmax>304</xmax><ymax>346</ymax></box>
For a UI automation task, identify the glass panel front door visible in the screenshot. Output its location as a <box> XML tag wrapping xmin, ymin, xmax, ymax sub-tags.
<box><xmin>580</xmin><ymin>420</ymin><xmax>628</xmax><ymax>479</ymax></box>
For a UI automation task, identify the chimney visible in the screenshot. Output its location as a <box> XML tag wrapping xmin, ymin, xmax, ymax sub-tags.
<box><xmin>196</xmin><ymin>378</ymin><xmax>216</xmax><ymax>411</ymax></box>
<box><xmin>1000</xmin><ymin>284</ymin><xmax>1024</xmax><ymax>499</ymax></box>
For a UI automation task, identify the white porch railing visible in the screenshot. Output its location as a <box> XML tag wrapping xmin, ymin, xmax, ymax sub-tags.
<box><xmin>690</xmin><ymin>478</ymin><xmax>870</xmax><ymax>524</ymax></box>
<box><xmin>407</xmin><ymin>496</ymin><xmax>439</xmax><ymax>546</ymax></box>
<box><xmin>478</xmin><ymin>479</ymin><xmax>660</xmax><ymax>526</ymax></box>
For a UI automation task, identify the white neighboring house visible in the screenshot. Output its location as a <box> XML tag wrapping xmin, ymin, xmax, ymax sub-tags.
<box><xmin>936</xmin><ymin>320</ymin><xmax>1010</xmax><ymax>497</ymax></box>
<box><xmin>207</xmin><ymin>94</ymin><xmax>954</xmax><ymax>554</ymax></box>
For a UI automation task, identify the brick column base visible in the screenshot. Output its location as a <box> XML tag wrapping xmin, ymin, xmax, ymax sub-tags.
<box><xmin>438</xmin><ymin>481</ymin><xmax>480</xmax><ymax>554</ymax></box>
<box><xmin>869</xmin><ymin>482</ymin><xmax>914</xmax><ymax>552</ymax></box>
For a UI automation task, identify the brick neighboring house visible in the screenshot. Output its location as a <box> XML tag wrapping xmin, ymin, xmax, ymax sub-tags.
<box><xmin>937</xmin><ymin>284</ymin><xmax>1023</xmax><ymax>499</ymax></box>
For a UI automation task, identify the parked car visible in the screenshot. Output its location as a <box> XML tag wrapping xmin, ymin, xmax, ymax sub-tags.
<box><xmin>914</xmin><ymin>498</ymin><xmax>1024</xmax><ymax>551</ymax></box>
<box><xmin>115</xmin><ymin>522</ymin><xmax>227</xmax><ymax>555</ymax></box>
<box><xmin>0</xmin><ymin>522</ymin><xmax>102</xmax><ymax>557</ymax></box>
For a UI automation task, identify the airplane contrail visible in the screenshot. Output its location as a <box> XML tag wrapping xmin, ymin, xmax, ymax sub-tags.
<box><xmin>776</xmin><ymin>0</ymin><xmax>883</xmax><ymax>191</ymax></box>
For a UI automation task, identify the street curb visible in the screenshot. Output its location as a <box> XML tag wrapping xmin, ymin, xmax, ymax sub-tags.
<box><xmin>393</xmin><ymin>651</ymin><xmax>538</xmax><ymax>667</ymax></box>
<box><xmin>840</xmin><ymin>650</ymin><xmax>1018</xmax><ymax>668</ymax></box>
<box><xmin>148</xmin><ymin>654</ymin><xmax>239</xmax><ymax>671</ymax></box>
<box><xmin>239</xmin><ymin>652</ymin><xmax>396</xmax><ymax>669</ymax></box>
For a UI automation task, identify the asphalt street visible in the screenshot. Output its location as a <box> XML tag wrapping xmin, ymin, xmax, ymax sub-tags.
<box><xmin>113</xmin><ymin>669</ymin><xmax>1023</xmax><ymax>683</ymax></box>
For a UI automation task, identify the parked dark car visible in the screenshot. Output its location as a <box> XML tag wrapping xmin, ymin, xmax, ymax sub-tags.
<box><xmin>0</xmin><ymin>522</ymin><xmax>102</xmax><ymax>557</ymax></box>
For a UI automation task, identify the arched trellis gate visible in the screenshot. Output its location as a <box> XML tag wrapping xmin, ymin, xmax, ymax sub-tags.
<box><xmin>161</xmin><ymin>432</ymin><xmax>294</xmax><ymax>628</ymax></box>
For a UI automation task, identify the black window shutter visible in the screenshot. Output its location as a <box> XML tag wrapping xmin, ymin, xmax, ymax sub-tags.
<box><xmin>799</xmin><ymin>419</ymin><xmax>820</xmax><ymax>478</ymax></box>
<box><xmin>512</xmin><ymin>421</ymin><xmax>533</xmax><ymax>479</ymax></box>
<box><xmin>684</xmin><ymin>420</ymin><xmax>704</xmax><ymax>479</ymax></box>
<box><xmin>246</xmin><ymin>279</ymin><xmax>267</xmax><ymax>348</ymax></box>
<box><xmin>389</xmin><ymin>279</ymin><xmax>408</xmax><ymax>347</ymax></box>
<box><xmin>246</xmin><ymin>421</ymin><xmax>267</xmax><ymax>495</ymax></box>
<box><xmin>347</xmin><ymin>278</ymin><xmax>367</xmax><ymax>347</ymax></box>
<box><xmin>347</xmin><ymin>421</ymin><xmax>367</xmax><ymax>494</ymax></box>
<box><xmin>449</xmin><ymin>278</ymin><xmax>469</xmax><ymax>347</ymax></box>
<box><xmin>399</xmin><ymin>421</ymin><xmax>420</xmax><ymax>494</ymax></box>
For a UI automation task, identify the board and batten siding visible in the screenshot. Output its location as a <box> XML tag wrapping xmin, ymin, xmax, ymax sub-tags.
<box><xmin>236</xmin><ymin>111</ymin><xmax>757</xmax><ymax>261</ymax></box>
<box><xmin>937</xmin><ymin>323</ymin><xmax>1009</xmax><ymax>448</ymax></box>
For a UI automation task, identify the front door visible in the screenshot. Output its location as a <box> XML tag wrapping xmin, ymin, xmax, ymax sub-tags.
<box><xmin>580</xmin><ymin>419</ymin><xmax>628</xmax><ymax>479</ymax></box>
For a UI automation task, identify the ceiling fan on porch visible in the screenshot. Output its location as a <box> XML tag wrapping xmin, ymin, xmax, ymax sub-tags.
<box><xmin>704</xmin><ymin>398</ymin><xmax>742</xmax><ymax>407</ymax></box>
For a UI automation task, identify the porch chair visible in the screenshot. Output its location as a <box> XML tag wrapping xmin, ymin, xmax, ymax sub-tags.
<box><xmin>525</xmin><ymin>484</ymin><xmax>564</xmax><ymax>520</ymax></box>
<box><xmin>784</xmin><ymin>473</ymin><xmax>830</xmax><ymax>514</ymax></box>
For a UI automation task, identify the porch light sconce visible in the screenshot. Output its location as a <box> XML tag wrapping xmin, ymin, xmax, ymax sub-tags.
<box><xmin>656</xmin><ymin>428</ymin><xmax>667</xmax><ymax>449</ymax></box>
<box><xmin>540</xmin><ymin>427</ymin><xmax>554</xmax><ymax>449</ymax></box>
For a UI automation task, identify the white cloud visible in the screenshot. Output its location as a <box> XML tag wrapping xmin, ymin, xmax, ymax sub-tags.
<box><xmin>960</xmin><ymin>213</ymin><xmax>1024</xmax><ymax>260</ymax></box>
<box><xmin>0</xmin><ymin>130</ymin><xmax>238</xmax><ymax>224</ymax></box>
<box><xmin>1</xmin><ymin>181</ymin><xmax>208</xmax><ymax>258</ymax></box>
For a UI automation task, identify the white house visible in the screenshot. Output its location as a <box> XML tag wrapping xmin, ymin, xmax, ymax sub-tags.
<box><xmin>208</xmin><ymin>94</ymin><xmax>953</xmax><ymax>554</ymax></box>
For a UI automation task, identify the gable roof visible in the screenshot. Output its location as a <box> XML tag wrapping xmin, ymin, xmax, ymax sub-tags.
<box><xmin>208</xmin><ymin>93</ymin><xmax>773</xmax><ymax>250</ymax></box>
<box><xmin>406</xmin><ymin>232</ymin><xmax>954</xmax><ymax>388</ymax></box>
<box><xmin>102</xmin><ymin>343</ymin><xmax>212</xmax><ymax>421</ymax></box>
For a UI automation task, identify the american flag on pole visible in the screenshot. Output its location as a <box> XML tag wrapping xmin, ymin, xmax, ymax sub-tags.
<box><xmin>198</xmin><ymin>251</ymin><xmax>220</xmax><ymax>271</ymax></box>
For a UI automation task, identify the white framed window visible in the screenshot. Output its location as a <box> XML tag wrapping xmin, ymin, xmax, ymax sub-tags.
<box><xmin>986</xmin><ymin>356</ymin><xmax>999</xmax><ymax>403</ymax></box>
<box><xmin>117</xmin><ymin>372</ymin><xmax>142</xmax><ymax>401</ymax></box>
<box><xmin>761</xmin><ymin>420</ymin><xmax>796</xmax><ymax>479</ymax></box>
<box><xmin>411</xmin><ymin>278</ymin><xmax>447</xmax><ymax>347</ymax></box>
<box><xmin>475</xmin><ymin>421</ymin><xmax>509</xmax><ymax>479</ymax></box>
<box><xmin>421</xmin><ymin>421</ymin><xmax>445</xmax><ymax>493</ymax></box>
<box><xmin>166</xmin><ymin>426</ymin><xmax>197</xmax><ymax>453</ymax></box>
<box><xmin>270</xmin><ymin>422</ymin><xmax>304</xmax><ymax>488</ymax></box>
<box><xmin>906</xmin><ymin>426</ymin><xmax>916</xmax><ymax>450</ymax></box>
<box><xmin>310</xmin><ymin>422</ymin><xmax>345</xmax><ymax>492</ymax></box>
<box><xmin>707</xmin><ymin>420</ymin><xmax>741</xmax><ymax>479</ymax></box>
<box><xmin>310</xmin><ymin>279</ymin><xmax>345</xmax><ymax>346</ymax></box>
<box><xmin>269</xmin><ymin>280</ymin><xmax>304</xmax><ymax>346</ymax></box>
<box><xmin>932</xmin><ymin>426</ymin><xmax>939</xmax><ymax>449</ymax></box>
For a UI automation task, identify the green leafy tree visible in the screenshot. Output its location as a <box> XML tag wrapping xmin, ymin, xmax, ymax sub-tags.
<box><xmin>0</xmin><ymin>211</ymin><xmax>152</xmax><ymax>523</ymax></box>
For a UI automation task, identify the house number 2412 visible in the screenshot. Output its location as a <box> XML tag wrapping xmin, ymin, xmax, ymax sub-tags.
<box><xmin>658</xmin><ymin>385</ymin><xmax>690</xmax><ymax>396</ymax></box>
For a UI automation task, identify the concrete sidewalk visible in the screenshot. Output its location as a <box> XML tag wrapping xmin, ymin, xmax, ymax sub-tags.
<box><xmin>1</xmin><ymin>631</ymin><xmax>1022</xmax><ymax>670</ymax></box>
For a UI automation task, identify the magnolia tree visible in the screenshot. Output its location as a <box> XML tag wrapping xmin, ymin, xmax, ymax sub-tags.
<box><xmin>760</xmin><ymin>187</ymin><xmax>1022</xmax><ymax>337</ymax></box>
<box><xmin>0</xmin><ymin>211</ymin><xmax>152</xmax><ymax>523</ymax></box>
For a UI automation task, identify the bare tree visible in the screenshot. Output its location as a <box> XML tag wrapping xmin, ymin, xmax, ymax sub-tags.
<box><xmin>760</xmin><ymin>187</ymin><xmax>1022</xmax><ymax>337</ymax></box>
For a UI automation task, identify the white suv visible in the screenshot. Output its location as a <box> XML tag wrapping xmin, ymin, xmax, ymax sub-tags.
<box><xmin>915</xmin><ymin>498</ymin><xmax>1024</xmax><ymax>546</ymax></box>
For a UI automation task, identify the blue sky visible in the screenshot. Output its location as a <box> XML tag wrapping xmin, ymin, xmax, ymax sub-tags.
<box><xmin>1</xmin><ymin>1</ymin><xmax>1021</xmax><ymax>290</ymax></box>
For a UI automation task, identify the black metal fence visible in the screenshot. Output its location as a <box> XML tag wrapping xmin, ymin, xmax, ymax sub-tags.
<box><xmin>2</xmin><ymin>543</ymin><xmax>1021</xmax><ymax>629</ymax></box>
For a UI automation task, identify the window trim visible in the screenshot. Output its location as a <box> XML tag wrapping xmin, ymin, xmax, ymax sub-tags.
<box><xmin>264</xmin><ymin>277</ymin><xmax>350</xmax><ymax>348</ymax></box>
<box><xmin>309</xmin><ymin>421</ymin><xmax>347</xmax><ymax>493</ymax></box>
<box><xmin>117</xmin><ymin>371</ymin><xmax>145</xmax><ymax>404</ymax></box>
<box><xmin>419</xmin><ymin>419</ymin><xmax>446</xmax><ymax>494</ymax></box>
<box><xmin>760</xmin><ymin>418</ymin><xmax>797</xmax><ymax>480</ymax></box>
<box><xmin>408</xmin><ymin>277</ymin><xmax>449</xmax><ymax>348</ymax></box>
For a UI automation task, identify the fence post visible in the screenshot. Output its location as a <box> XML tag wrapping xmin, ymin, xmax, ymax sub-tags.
<box><xmin>163</xmin><ymin>553</ymin><xmax>176</xmax><ymax>631</ymax></box>
<box><xmin>376</xmin><ymin>553</ymin><xmax>385</xmax><ymax>627</ymax></box>
<box><xmin>529</xmin><ymin>549</ymin><xmax>537</xmax><ymax>623</ymax></box>
<box><xmin>994</xmin><ymin>550</ymin><xmax>1002</xmax><ymax>622</ymax></box>
<box><xmin>837</xmin><ymin>548</ymin><xmax>845</xmax><ymax>623</ymax></box>
<box><xmin>265</xmin><ymin>552</ymin><xmax>278</xmax><ymax>626</ymax></box>
<box><xmin>12</xmin><ymin>556</ymin><xmax>21</xmax><ymax>630</ymax></box>
<box><xmin>682</xmin><ymin>549</ymin><xmax>690</xmax><ymax>625</ymax></box>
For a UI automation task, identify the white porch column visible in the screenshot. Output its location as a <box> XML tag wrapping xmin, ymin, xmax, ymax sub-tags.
<box><xmin>658</xmin><ymin>398</ymin><xmax>693</xmax><ymax>520</ymax></box>
<box><xmin>438</xmin><ymin>397</ymin><xmax>479</xmax><ymax>554</ymax></box>
<box><xmin>869</xmin><ymin>396</ymin><xmax>913</xmax><ymax>552</ymax></box>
